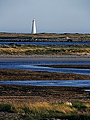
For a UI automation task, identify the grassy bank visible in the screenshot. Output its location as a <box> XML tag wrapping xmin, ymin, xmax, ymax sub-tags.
<box><xmin>0</xmin><ymin>69</ymin><xmax>90</xmax><ymax>81</ymax></box>
<box><xmin>0</xmin><ymin>101</ymin><xmax>90</xmax><ymax>120</ymax></box>
<box><xmin>0</xmin><ymin>32</ymin><xmax>90</xmax><ymax>39</ymax></box>
<box><xmin>0</xmin><ymin>44</ymin><xmax>90</xmax><ymax>55</ymax></box>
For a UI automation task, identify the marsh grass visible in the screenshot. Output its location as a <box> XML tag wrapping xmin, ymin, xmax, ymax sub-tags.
<box><xmin>0</xmin><ymin>44</ymin><xmax>90</xmax><ymax>55</ymax></box>
<box><xmin>72</xmin><ymin>101</ymin><xmax>87</xmax><ymax>110</ymax></box>
<box><xmin>12</xmin><ymin>102</ymin><xmax>76</xmax><ymax>114</ymax></box>
<box><xmin>0</xmin><ymin>103</ymin><xmax>14</xmax><ymax>112</ymax></box>
<box><xmin>0</xmin><ymin>32</ymin><xmax>90</xmax><ymax>39</ymax></box>
<box><xmin>0</xmin><ymin>102</ymin><xmax>90</xmax><ymax>119</ymax></box>
<box><xmin>12</xmin><ymin>102</ymin><xmax>77</xmax><ymax>119</ymax></box>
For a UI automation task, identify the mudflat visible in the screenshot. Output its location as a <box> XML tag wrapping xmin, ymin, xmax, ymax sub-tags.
<box><xmin>0</xmin><ymin>69</ymin><xmax>90</xmax><ymax>81</ymax></box>
<box><xmin>0</xmin><ymin>55</ymin><xmax>90</xmax><ymax>61</ymax></box>
<box><xmin>0</xmin><ymin>85</ymin><xmax>90</xmax><ymax>103</ymax></box>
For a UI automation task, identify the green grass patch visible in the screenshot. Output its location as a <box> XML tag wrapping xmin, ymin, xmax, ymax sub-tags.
<box><xmin>72</xmin><ymin>101</ymin><xmax>87</xmax><ymax>110</ymax></box>
<box><xmin>0</xmin><ymin>104</ymin><xmax>14</xmax><ymax>112</ymax></box>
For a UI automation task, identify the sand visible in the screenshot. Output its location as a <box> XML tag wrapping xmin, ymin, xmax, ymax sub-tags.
<box><xmin>0</xmin><ymin>54</ymin><xmax>90</xmax><ymax>61</ymax></box>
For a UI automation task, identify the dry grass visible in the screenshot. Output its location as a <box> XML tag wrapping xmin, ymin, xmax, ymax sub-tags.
<box><xmin>12</xmin><ymin>102</ymin><xmax>76</xmax><ymax>114</ymax></box>
<box><xmin>0</xmin><ymin>32</ymin><xmax>90</xmax><ymax>39</ymax></box>
<box><xmin>0</xmin><ymin>44</ymin><xmax>90</xmax><ymax>55</ymax></box>
<box><xmin>0</xmin><ymin>101</ymin><xmax>90</xmax><ymax>119</ymax></box>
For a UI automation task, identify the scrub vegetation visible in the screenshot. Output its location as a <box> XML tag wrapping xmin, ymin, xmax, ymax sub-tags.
<box><xmin>0</xmin><ymin>101</ymin><xmax>90</xmax><ymax>120</ymax></box>
<box><xmin>0</xmin><ymin>32</ymin><xmax>90</xmax><ymax>39</ymax></box>
<box><xmin>0</xmin><ymin>44</ymin><xmax>90</xmax><ymax>55</ymax></box>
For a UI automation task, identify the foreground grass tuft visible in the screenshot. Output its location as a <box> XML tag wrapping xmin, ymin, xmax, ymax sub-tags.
<box><xmin>0</xmin><ymin>104</ymin><xmax>14</xmax><ymax>112</ymax></box>
<box><xmin>0</xmin><ymin>102</ymin><xmax>90</xmax><ymax>119</ymax></box>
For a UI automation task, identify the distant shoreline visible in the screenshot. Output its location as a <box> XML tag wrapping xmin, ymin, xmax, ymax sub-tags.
<box><xmin>0</xmin><ymin>32</ymin><xmax>90</xmax><ymax>42</ymax></box>
<box><xmin>0</xmin><ymin>54</ymin><xmax>90</xmax><ymax>61</ymax></box>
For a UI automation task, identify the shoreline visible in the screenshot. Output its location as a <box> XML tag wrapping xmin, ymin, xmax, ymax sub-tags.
<box><xmin>0</xmin><ymin>69</ymin><xmax>90</xmax><ymax>81</ymax></box>
<box><xmin>0</xmin><ymin>54</ymin><xmax>90</xmax><ymax>61</ymax></box>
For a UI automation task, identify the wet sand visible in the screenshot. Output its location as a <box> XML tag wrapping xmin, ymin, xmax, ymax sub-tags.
<box><xmin>0</xmin><ymin>55</ymin><xmax>90</xmax><ymax>61</ymax></box>
<box><xmin>39</xmin><ymin>65</ymin><xmax>90</xmax><ymax>69</ymax></box>
<box><xmin>0</xmin><ymin>55</ymin><xmax>90</xmax><ymax>104</ymax></box>
<box><xmin>1</xmin><ymin>69</ymin><xmax>90</xmax><ymax>81</ymax></box>
<box><xmin>0</xmin><ymin>85</ymin><xmax>90</xmax><ymax>103</ymax></box>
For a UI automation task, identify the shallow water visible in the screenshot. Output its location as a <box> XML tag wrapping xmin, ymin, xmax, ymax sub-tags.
<box><xmin>0</xmin><ymin>41</ymin><xmax>90</xmax><ymax>45</ymax></box>
<box><xmin>0</xmin><ymin>80</ymin><xmax>90</xmax><ymax>87</ymax></box>
<box><xmin>0</xmin><ymin>60</ymin><xmax>90</xmax><ymax>87</ymax></box>
<box><xmin>0</xmin><ymin>61</ymin><xmax>90</xmax><ymax>75</ymax></box>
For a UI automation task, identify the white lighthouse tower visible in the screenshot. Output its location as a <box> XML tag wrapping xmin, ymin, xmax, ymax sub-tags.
<box><xmin>31</xmin><ymin>18</ymin><xmax>36</xmax><ymax>34</ymax></box>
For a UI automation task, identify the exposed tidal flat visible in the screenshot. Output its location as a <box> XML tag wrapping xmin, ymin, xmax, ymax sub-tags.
<box><xmin>0</xmin><ymin>41</ymin><xmax>90</xmax><ymax>119</ymax></box>
<box><xmin>0</xmin><ymin>55</ymin><xmax>90</xmax><ymax>100</ymax></box>
<box><xmin>1</xmin><ymin>54</ymin><xmax>90</xmax><ymax>62</ymax></box>
<box><xmin>1</xmin><ymin>68</ymin><xmax>90</xmax><ymax>81</ymax></box>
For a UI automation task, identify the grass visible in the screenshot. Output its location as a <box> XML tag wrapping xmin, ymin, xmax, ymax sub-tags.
<box><xmin>72</xmin><ymin>101</ymin><xmax>87</xmax><ymax>110</ymax></box>
<box><xmin>0</xmin><ymin>44</ymin><xmax>90</xmax><ymax>55</ymax></box>
<box><xmin>0</xmin><ymin>84</ymin><xmax>90</xmax><ymax>119</ymax></box>
<box><xmin>0</xmin><ymin>104</ymin><xmax>13</xmax><ymax>112</ymax></box>
<box><xmin>0</xmin><ymin>102</ymin><xmax>90</xmax><ymax>120</ymax></box>
<box><xmin>0</xmin><ymin>32</ymin><xmax>90</xmax><ymax>39</ymax></box>
<box><xmin>14</xmin><ymin>102</ymin><xmax>77</xmax><ymax>119</ymax></box>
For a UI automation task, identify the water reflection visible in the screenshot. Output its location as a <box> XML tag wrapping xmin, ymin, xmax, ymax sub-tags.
<box><xmin>0</xmin><ymin>61</ymin><xmax>90</xmax><ymax>75</ymax></box>
<box><xmin>1</xmin><ymin>41</ymin><xmax>90</xmax><ymax>46</ymax></box>
<box><xmin>0</xmin><ymin>80</ymin><xmax>90</xmax><ymax>87</ymax></box>
<box><xmin>20</xmin><ymin>65</ymin><xmax>90</xmax><ymax>75</ymax></box>
<box><xmin>0</xmin><ymin>42</ymin><xmax>90</xmax><ymax>45</ymax></box>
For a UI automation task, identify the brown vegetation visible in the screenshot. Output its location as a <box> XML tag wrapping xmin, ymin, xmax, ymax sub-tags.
<box><xmin>0</xmin><ymin>32</ymin><xmax>90</xmax><ymax>39</ymax></box>
<box><xmin>0</xmin><ymin>69</ymin><xmax>90</xmax><ymax>81</ymax></box>
<box><xmin>0</xmin><ymin>101</ymin><xmax>90</xmax><ymax>119</ymax></box>
<box><xmin>0</xmin><ymin>44</ymin><xmax>90</xmax><ymax>55</ymax></box>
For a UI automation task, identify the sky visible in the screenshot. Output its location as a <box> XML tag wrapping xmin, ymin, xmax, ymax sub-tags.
<box><xmin>0</xmin><ymin>0</ymin><xmax>90</xmax><ymax>33</ymax></box>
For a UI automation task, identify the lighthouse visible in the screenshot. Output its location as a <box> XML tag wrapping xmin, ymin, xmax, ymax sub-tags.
<box><xmin>31</xmin><ymin>18</ymin><xmax>36</xmax><ymax>34</ymax></box>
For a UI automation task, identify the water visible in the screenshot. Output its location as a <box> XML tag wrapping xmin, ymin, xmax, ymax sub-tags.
<box><xmin>0</xmin><ymin>41</ymin><xmax>90</xmax><ymax>45</ymax></box>
<box><xmin>0</xmin><ymin>61</ymin><xmax>90</xmax><ymax>75</ymax></box>
<box><xmin>0</xmin><ymin>60</ymin><xmax>90</xmax><ymax>87</ymax></box>
<box><xmin>84</xmin><ymin>89</ymin><xmax>90</xmax><ymax>92</ymax></box>
<box><xmin>0</xmin><ymin>41</ymin><xmax>90</xmax><ymax>87</ymax></box>
<box><xmin>0</xmin><ymin>80</ymin><xmax>90</xmax><ymax>87</ymax></box>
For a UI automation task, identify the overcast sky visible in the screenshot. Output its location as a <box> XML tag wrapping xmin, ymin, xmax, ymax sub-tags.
<box><xmin>0</xmin><ymin>0</ymin><xmax>90</xmax><ymax>33</ymax></box>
